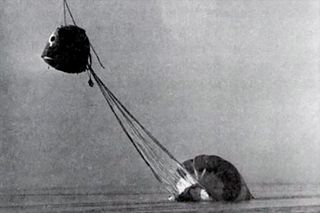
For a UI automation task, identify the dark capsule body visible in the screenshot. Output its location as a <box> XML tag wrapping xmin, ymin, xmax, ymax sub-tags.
<box><xmin>41</xmin><ymin>25</ymin><xmax>90</xmax><ymax>74</ymax></box>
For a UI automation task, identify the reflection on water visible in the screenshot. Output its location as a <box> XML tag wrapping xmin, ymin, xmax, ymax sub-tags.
<box><xmin>0</xmin><ymin>183</ymin><xmax>319</xmax><ymax>212</ymax></box>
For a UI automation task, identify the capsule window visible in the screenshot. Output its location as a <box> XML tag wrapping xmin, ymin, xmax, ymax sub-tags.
<box><xmin>48</xmin><ymin>32</ymin><xmax>56</xmax><ymax>47</ymax></box>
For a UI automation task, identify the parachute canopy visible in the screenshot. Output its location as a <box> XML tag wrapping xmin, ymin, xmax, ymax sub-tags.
<box><xmin>177</xmin><ymin>155</ymin><xmax>254</xmax><ymax>201</ymax></box>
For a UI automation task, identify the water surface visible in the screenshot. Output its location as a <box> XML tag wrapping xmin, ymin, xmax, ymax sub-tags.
<box><xmin>0</xmin><ymin>183</ymin><xmax>319</xmax><ymax>212</ymax></box>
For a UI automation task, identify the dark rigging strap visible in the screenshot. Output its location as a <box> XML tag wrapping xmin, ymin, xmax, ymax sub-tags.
<box><xmin>63</xmin><ymin>0</ymin><xmax>105</xmax><ymax>69</ymax></box>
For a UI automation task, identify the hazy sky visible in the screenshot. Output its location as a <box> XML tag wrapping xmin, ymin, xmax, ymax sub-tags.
<box><xmin>0</xmin><ymin>0</ymin><xmax>319</xmax><ymax>191</ymax></box>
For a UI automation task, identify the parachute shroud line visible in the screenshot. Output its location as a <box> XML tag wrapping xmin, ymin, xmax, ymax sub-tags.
<box><xmin>89</xmin><ymin>68</ymin><xmax>198</xmax><ymax>195</ymax></box>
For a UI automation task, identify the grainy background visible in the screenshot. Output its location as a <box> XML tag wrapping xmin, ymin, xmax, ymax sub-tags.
<box><xmin>0</xmin><ymin>0</ymin><xmax>319</xmax><ymax>192</ymax></box>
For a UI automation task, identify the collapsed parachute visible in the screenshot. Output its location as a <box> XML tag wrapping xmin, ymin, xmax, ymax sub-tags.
<box><xmin>176</xmin><ymin>155</ymin><xmax>253</xmax><ymax>201</ymax></box>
